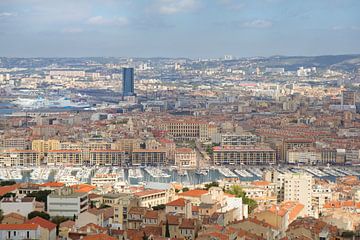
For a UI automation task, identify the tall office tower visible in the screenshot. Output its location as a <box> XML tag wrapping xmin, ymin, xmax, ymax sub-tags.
<box><xmin>122</xmin><ymin>68</ymin><xmax>135</xmax><ymax>96</ymax></box>
<box><xmin>342</xmin><ymin>90</ymin><xmax>356</xmax><ymax>105</ymax></box>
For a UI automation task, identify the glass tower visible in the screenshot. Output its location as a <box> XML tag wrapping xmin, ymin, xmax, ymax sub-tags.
<box><xmin>122</xmin><ymin>68</ymin><xmax>134</xmax><ymax>96</ymax></box>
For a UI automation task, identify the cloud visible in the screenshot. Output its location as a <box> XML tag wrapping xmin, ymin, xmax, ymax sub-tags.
<box><xmin>332</xmin><ymin>25</ymin><xmax>360</xmax><ymax>31</ymax></box>
<box><xmin>87</xmin><ymin>16</ymin><xmax>129</xmax><ymax>26</ymax></box>
<box><xmin>0</xmin><ymin>12</ymin><xmax>17</xmax><ymax>17</ymax></box>
<box><xmin>62</xmin><ymin>27</ymin><xmax>84</xmax><ymax>33</ymax></box>
<box><xmin>154</xmin><ymin>0</ymin><xmax>200</xmax><ymax>14</ymax></box>
<box><xmin>242</xmin><ymin>19</ymin><xmax>273</xmax><ymax>28</ymax></box>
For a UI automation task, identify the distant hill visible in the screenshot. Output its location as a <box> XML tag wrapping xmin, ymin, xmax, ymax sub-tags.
<box><xmin>259</xmin><ymin>54</ymin><xmax>360</xmax><ymax>71</ymax></box>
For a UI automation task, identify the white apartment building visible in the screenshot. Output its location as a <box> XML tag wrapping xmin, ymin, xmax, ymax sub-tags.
<box><xmin>283</xmin><ymin>173</ymin><xmax>313</xmax><ymax>216</ymax></box>
<box><xmin>0</xmin><ymin>197</ymin><xmax>36</xmax><ymax>217</ymax></box>
<box><xmin>47</xmin><ymin>187</ymin><xmax>88</xmax><ymax>217</ymax></box>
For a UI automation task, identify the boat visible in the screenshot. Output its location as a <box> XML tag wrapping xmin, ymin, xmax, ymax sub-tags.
<box><xmin>128</xmin><ymin>168</ymin><xmax>143</xmax><ymax>180</ymax></box>
<box><xmin>195</xmin><ymin>169</ymin><xmax>209</xmax><ymax>176</ymax></box>
<box><xmin>218</xmin><ymin>167</ymin><xmax>237</xmax><ymax>178</ymax></box>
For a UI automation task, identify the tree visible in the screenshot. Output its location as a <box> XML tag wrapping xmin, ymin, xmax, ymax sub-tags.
<box><xmin>28</xmin><ymin>211</ymin><xmax>50</xmax><ymax>220</ymax></box>
<box><xmin>204</xmin><ymin>182</ymin><xmax>219</xmax><ymax>190</ymax></box>
<box><xmin>99</xmin><ymin>204</ymin><xmax>111</xmax><ymax>209</ymax></box>
<box><xmin>226</xmin><ymin>185</ymin><xmax>258</xmax><ymax>213</ymax></box>
<box><xmin>143</xmin><ymin>231</ymin><xmax>148</xmax><ymax>240</ymax></box>
<box><xmin>165</xmin><ymin>220</ymin><xmax>170</xmax><ymax>238</ymax></box>
<box><xmin>0</xmin><ymin>192</ymin><xmax>16</xmax><ymax>200</ymax></box>
<box><xmin>152</xmin><ymin>204</ymin><xmax>165</xmax><ymax>210</ymax></box>
<box><xmin>182</xmin><ymin>187</ymin><xmax>189</xmax><ymax>192</ymax></box>
<box><xmin>51</xmin><ymin>216</ymin><xmax>71</xmax><ymax>236</ymax></box>
<box><xmin>0</xmin><ymin>209</ymin><xmax>4</xmax><ymax>223</ymax></box>
<box><xmin>26</xmin><ymin>190</ymin><xmax>52</xmax><ymax>211</ymax></box>
<box><xmin>0</xmin><ymin>180</ymin><xmax>16</xmax><ymax>186</ymax></box>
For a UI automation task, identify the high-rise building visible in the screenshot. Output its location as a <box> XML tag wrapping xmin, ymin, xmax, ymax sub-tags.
<box><xmin>342</xmin><ymin>90</ymin><xmax>356</xmax><ymax>105</ymax></box>
<box><xmin>122</xmin><ymin>68</ymin><xmax>135</xmax><ymax>96</ymax></box>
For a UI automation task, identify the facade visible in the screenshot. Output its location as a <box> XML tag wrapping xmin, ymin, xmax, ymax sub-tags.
<box><xmin>131</xmin><ymin>149</ymin><xmax>167</xmax><ymax>166</ymax></box>
<box><xmin>133</xmin><ymin>189</ymin><xmax>167</xmax><ymax>208</ymax></box>
<box><xmin>47</xmin><ymin>150</ymin><xmax>83</xmax><ymax>165</ymax></box>
<box><xmin>32</xmin><ymin>140</ymin><xmax>60</xmax><ymax>154</ymax></box>
<box><xmin>212</xmin><ymin>146</ymin><xmax>276</xmax><ymax>165</ymax></box>
<box><xmin>89</xmin><ymin>150</ymin><xmax>125</xmax><ymax>166</ymax></box>
<box><xmin>175</xmin><ymin>148</ymin><xmax>196</xmax><ymax>168</ymax></box>
<box><xmin>287</xmin><ymin>148</ymin><xmax>321</xmax><ymax>164</ymax></box>
<box><xmin>221</xmin><ymin>134</ymin><xmax>260</xmax><ymax>146</ymax></box>
<box><xmin>342</xmin><ymin>90</ymin><xmax>356</xmax><ymax>105</ymax></box>
<box><xmin>123</xmin><ymin>67</ymin><xmax>135</xmax><ymax>96</ymax></box>
<box><xmin>47</xmin><ymin>187</ymin><xmax>88</xmax><ymax>217</ymax></box>
<box><xmin>0</xmin><ymin>150</ymin><xmax>40</xmax><ymax>166</ymax></box>
<box><xmin>283</xmin><ymin>173</ymin><xmax>313</xmax><ymax>216</ymax></box>
<box><xmin>0</xmin><ymin>197</ymin><xmax>36</xmax><ymax>217</ymax></box>
<box><xmin>0</xmin><ymin>224</ymin><xmax>41</xmax><ymax>240</ymax></box>
<box><xmin>160</xmin><ymin>120</ymin><xmax>209</xmax><ymax>142</ymax></box>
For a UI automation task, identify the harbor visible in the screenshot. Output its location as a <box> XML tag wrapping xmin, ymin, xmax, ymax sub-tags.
<box><xmin>1</xmin><ymin>165</ymin><xmax>360</xmax><ymax>186</ymax></box>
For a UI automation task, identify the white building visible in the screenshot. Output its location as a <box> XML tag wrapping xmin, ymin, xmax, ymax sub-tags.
<box><xmin>283</xmin><ymin>173</ymin><xmax>313</xmax><ymax>216</ymax></box>
<box><xmin>0</xmin><ymin>197</ymin><xmax>36</xmax><ymax>217</ymax></box>
<box><xmin>0</xmin><ymin>224</ymin><xmax>41</xmax><ymax>239</ymax></box>
<box><xmin>47</xmin><ymin>187</ymin><xmax>88</xmax><ymax>217</ymax></box>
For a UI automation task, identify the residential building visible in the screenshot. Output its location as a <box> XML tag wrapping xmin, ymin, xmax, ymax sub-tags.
<box><xmin>47</xmin><ymin>187</ymin><xmax>88</xmax><ymax>217</ymax></box>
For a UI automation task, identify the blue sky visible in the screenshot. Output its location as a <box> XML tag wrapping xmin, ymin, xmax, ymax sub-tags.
<box><xmin>0</xmin><ymin>0</ymin><xmax>359</xmax><ymax>58</ymax></box>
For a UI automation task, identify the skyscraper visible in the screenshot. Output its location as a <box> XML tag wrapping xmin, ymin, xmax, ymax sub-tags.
<box><xmin>341</xmin><ymin>90</ymin><xmax>356</xmax><ymax>106</ymax></box>
<box><xmin>122</xmin><ymin>68</ymin><xmax>135</xmax><ymax>96</ymax></box>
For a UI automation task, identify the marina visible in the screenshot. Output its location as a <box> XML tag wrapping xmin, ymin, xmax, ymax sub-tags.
<box><xmin>0</xmin><ymin>166</ymin><xmax>360</xmax><ymax>186</ymax></box>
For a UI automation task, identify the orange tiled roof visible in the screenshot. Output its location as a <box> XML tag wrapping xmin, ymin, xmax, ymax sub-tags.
<box><xmin>40</xmin><ymin>182</ymin><xmax>65</xmax><ymax>188</ymax></box>
<box><xmin>26</xmin><ymin>216</ymin><xmax>56</xmax><ymax>231</ymax></box>
<box><xmin>178</xmin><ymin>189</ymin><xmax>208</xmax><ymax>198</ymax></box>
<box><xmin>0</xmin><ymin>184</ymin><xmax>19</xmax><ymax>196</ymax></box>
<box><xmin>166</xmin><ymin>198</ymin><xmax>186</xmax><ymax>207</ymax></box>
<box><xmin>252</xmin><ymin>181</ymin><xmax>270</xmax><ymax>186</ymax></box>
<box><xmin>82</xmin><ymin>233</ymin><xmax>117</xmax><ymax>240</ymax></box>
<box><xmin>0</xmin><ymin>223</ymin><xmax>39</xmax><ymax>230</ymax></box>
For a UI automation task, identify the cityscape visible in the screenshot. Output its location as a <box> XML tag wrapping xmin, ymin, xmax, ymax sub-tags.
<box><xmin>0</xmin><ymin>1</ymin><xmax>360</xmax><ymax>240</ymax></box>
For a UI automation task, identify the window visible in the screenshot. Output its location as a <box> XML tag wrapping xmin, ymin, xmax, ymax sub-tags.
<box><xmin>27</xmin><ymin>231</ymin><xmax>30</xmax><ymax>238</ymax></box>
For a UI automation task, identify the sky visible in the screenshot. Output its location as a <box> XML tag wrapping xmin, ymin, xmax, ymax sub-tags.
<box><xmin>0</xmin><ymin>0</ymin><xmax>359</xmax><ymax>58</ymax></box>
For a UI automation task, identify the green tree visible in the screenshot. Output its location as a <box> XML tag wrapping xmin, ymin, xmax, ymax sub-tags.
<box><xmin>51</xmin><ymin>216</ymin><xmax>71</xmax><ymax>236</ymax></box>
<box><xmin>226</xmin><ymin>185</ymin><xmax>258</xmax><ymax>213</ymax></box>
<box><xmin>0</xmin><ymin>209</ymin><xmax>4</xmax><ymax>223</ymax></box>
<box><xmin>165</xmin><ymin>220</ymin><xmax>170</xmax><ymax>238</ymax></box>
<box><xmin>204</xmin><ymin>182</ymin><xmax>219</xmax><ymax>190</ymax></box>
<box><xmin>182</xmin><ymin>187</ymin><xmax>189</xmax><ymax>192</ymax></box>
<box><xmin>0</xmin><ymin>180</ymin><xmax>16</xmax><ymax>186</ymax></box>
<box><xmin>0</xmin><ymin>192</ymin><xmax>16</xmax><ymax>200</ymax></box>
<box><xmin>152</xmin><ymin>204</ymin><xmax>165</xmax><ymax>210</ymax></box>
<box><xmin>26</xmin><ymin>190</ymin><xmax>52</xmax><ymax>211</ymax></box>
<box><xmin>28</xmin><ymin>211</ymin><xmax>50</xmax><ymax>220</ymax></box>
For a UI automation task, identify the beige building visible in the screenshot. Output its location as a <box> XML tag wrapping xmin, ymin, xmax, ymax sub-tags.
<box><xmin>160</xmin><ymin>120</ymin><xmax>209</xmax><ymax>142</ymax></box>
<box><xmin>131</xmin><ymin>149</ymin><xmax>167</xmax><ymax>166</ymax></box>
<box><xmin>31</xmin><ymin>139</ymin><xmax>60</xmax><ymax>154</ymax></box>
<box><xmin>47</xmin><ymin>150</ymin><xmax>83</xmax><ymax>165</ymax></box>
<box><xmin>213</xmin><ymin>146</ymin><xmax>276</xmax><ymax>165</ymax></box>
<box><xmin>0</xmin><ymin>149</ymin><xmax>40</xmax><ymax>166</ymax></box>
<box><xmin>175</xmin><ymin>148</ymin><xmax>197</xmax><ymax>168</ymax></box>
<box><xmin>89</xmin><ymin>150</ymin><xmax>125</xmax><ymax>166</ymax></box>
<box><xmin>133</xmin><ymin>189</ymin><xmax>167</xmax><ymax>208</ymax></box>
